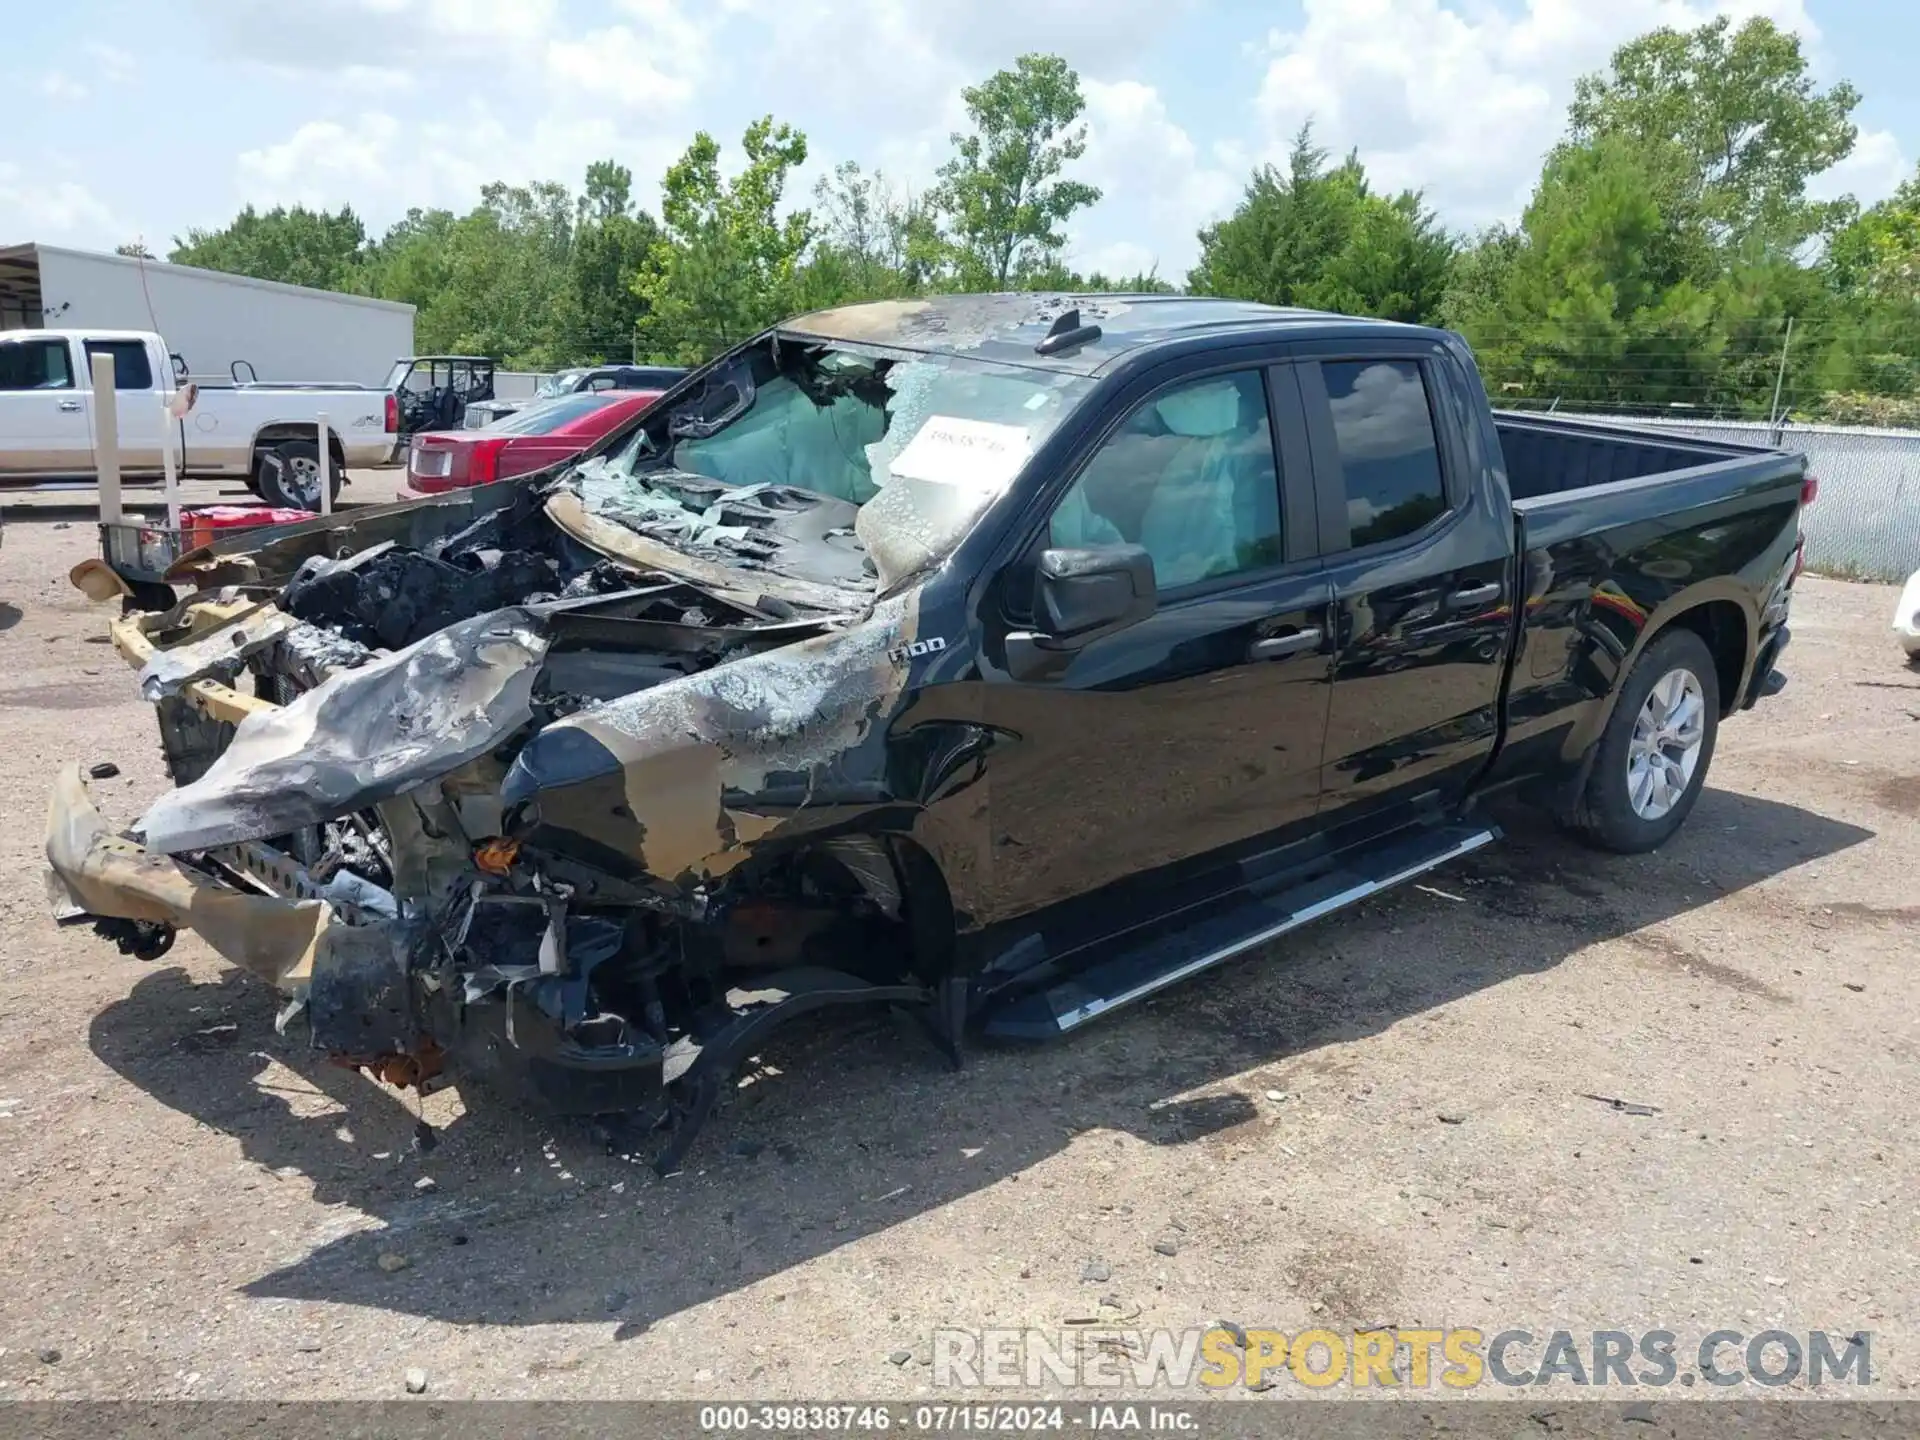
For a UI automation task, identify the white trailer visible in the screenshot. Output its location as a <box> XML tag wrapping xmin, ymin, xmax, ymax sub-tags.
<box><xmin>0</xmin><ymin>242</ymin><xmax>414</xmax><ymax>388</ymax></box>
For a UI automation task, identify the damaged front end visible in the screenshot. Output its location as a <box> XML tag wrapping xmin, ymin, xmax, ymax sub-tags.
<box><xmin>47</xmin><ymin>473</ymin><xmax>951</xmax><ymax>1171</ymax></box>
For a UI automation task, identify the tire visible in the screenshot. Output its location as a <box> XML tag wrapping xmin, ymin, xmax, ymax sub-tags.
<box><xmin>254</xmin><ymin>439</ymin><xmax>341</xmax><ymax>511</ymax></box>
<box><xmin>1560</xmin><ymin>627</ymin><xmax>1720</xmax><ymax>854</ymax></box>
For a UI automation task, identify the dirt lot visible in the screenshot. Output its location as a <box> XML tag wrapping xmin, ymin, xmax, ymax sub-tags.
<box><xmin>0</xmin><ymin>486</ymin><xmax>1914</xmax><ymax>1401</ymax></box>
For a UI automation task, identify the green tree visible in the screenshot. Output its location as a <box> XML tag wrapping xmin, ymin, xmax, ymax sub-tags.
<box><xmin>1439</xmin><ymin>224</ymin><xmax>1523</xmax><ymax>334</ymax></box>
<box><xmin>1810</xmin><ymin>169</ymin><xmax>1920</xmax><ymax>409</ymax></box>
<box><xmin>1190</xmin><ymin>125</ymin><xmax>1453</xmax><ymax>323</ymax></box>
<box><xmin>363</xmin><ymin>183</ymin><xmax>576</xmax><ymax>366</ymax></box>
<box><xmin>114</xmin><ymin>241</ymin><xmax>155</xmax><ymax>260</ymax></box>
<box><xmin>1826</xmin><ymin>168</ymin><xmax>1920</xmax><ymax>302</ymax></box>
<box><xmin>170</xmin><ymin>204</ymin><xmax>370</xmax><ymax>290</ymax></box>
<box><xmin>1011</xmin><ymin>256</ymin><xmax>1178</xmax><ymax>293</ymax></box>
<box><xmin>633</xmin><ymin>117</ymin><xmax>813</xmax><ymax>362</ymax></box>
<box><xmin>570</xmin><ymin>160</ymin><xmax>662</xmax><ymax>361</ymax></box>
<box><xmin>934</xmin><ymin>53</ymin><xmax>1102</xmax><ymax>288</ymax></box>
<box><xmin>790</xmin><ymin>161</ymin><xmax>932</xmax><ymax>309</ymax></box>
<box><xmin>1566</xmin><ymin>15</ymin><xmax>1860</xmax><ymax>248</ymax></box>
<box><xmin>1449</xmin><ymin>136</ymin><xmax>1726</xmax><ymax>409</ymax></box>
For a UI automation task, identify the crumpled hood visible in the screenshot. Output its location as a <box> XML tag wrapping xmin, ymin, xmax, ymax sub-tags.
<box><xmin>139</xmin><ymin>608</ymin><xmax>549</xmax><ymax>854</ymax></box>
<box><xmin>500</xmin><ymin>593</ymin><xmax>920</xmax><ymax>883</ymax></box>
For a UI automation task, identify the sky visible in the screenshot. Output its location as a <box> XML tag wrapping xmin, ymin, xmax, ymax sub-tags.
<box><xmin>4</xmin><ymin>0</ymin><xmax>1915</xmax><ymax>283</ymax></box>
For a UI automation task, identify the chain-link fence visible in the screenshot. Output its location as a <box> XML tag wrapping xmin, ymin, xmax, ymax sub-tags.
<box><xmin>1510</xmin><ymin>411</ymin><xmax>1920</xmax><ymax>582</ymax></box>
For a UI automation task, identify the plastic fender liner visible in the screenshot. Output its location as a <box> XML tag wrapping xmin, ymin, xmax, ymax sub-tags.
<box><xmin>652</xmin><ymin>966</ymin><xmax>931</xmax><ymax>1175</ymax></box>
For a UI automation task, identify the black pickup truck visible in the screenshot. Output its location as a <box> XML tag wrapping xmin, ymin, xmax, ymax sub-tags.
<box><xmin>47</xmin><ymin>294</ymin><xmax>1806</xmax><ymax>1167</ymax></box>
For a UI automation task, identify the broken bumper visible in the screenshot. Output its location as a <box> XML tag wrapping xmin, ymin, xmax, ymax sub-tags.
<box><xmin>46</xmin><ymin>762</ymin><xmax>333</xmax><ymax>989</ymax></box>
<box><xmin>45</xmin><ymin>761</ymin><xmax>672</xmax><ymax>1112</ymax></box>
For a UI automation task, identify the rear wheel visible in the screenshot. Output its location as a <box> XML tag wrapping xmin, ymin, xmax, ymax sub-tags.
<box><xmin>1560</xmin><ymin>627</ymin><xmax>1720</xmax><ymax>854</ymax></box>
<box><xmin>254</xmin><ymin>439</ymin><xmax>340</xmax><ymax>510</ymax></box>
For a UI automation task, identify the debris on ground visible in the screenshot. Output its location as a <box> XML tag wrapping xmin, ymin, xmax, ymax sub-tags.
<box><xmin>87</xmin><ymin>762</ymin><xmax>119</xmax><ymax>780</ymax></box>
<box><xmin>1580</xmin><ymin>1094</ymin><xmax>1661</xmax><ymax>1116</ymax></box>
<box><xmin>404</xmin><ymin>1368</ymin><xmax>428</xmax><ymax>1394</ymax></box>
<box><xmin>377</xmin><ymin>1252</ymin><xmax>411</xmax><ymax>1273</ymax></box>
<box><xmin>1081</xmin><ymin>1259</ymin><xmax>1112</xmax><ymax>1283</ymax></box>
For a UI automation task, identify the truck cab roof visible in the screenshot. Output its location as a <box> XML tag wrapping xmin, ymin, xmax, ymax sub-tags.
<box><xmin>779</xmin><ymin>292</ymin><xmax>1435</xmax><ymax>376</ymax></box>
<box><xmin>1</xmin><ymin>327</ymin><xmax>160</xmax><ymax>344</ymax></box>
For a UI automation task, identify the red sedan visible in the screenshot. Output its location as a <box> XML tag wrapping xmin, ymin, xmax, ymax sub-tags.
<box><xmin>403</xmin><ymin>390</ymin><xmax>662</xmax><ymax>495</ymax></box>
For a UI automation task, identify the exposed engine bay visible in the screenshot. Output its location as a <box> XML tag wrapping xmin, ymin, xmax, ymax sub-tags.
<box><xmin>47</xmin><ymin>399</ymin><xmax>981</xmax><ymax>1173</ymax></box>
<box><xmin>45</xmin><ymin>324</ymin><xmax>1096</xmax><ymax>1168</ymax></box>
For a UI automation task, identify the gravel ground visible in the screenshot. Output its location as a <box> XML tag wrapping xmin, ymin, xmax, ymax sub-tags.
<box><xmin>0</xmin><ymin>489</ymin><xmax>1914</xmax><ymax>1402</ymax></box>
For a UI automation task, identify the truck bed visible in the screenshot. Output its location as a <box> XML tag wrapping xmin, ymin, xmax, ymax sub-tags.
<box><xmin>1493</xmin><ymin>411</ymin><xmax>1779</xmax><ymax>501</ymax></box>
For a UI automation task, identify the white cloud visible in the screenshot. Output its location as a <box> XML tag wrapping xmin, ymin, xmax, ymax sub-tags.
<box><xmin>1252</xmin><ymin>0</ymin><xmax>1838</xmax><ymax>232</ymax></box>
<box><xmin>226</xmin><ymin>0</ymin><xmax>705</xmax><ymax>227</ymax></box>
<box><xmin>39</xmin><ymin>71</ymin><xmax>89</xmax><ymax>102</ymax></box>
<box><xmin>192</xmin><ymin>0</ymin><xmax>559</xmax><ymax>75</ymax></box>
<box><xmin>0</xmin><ymin>164</ymin><xmax>121</xmax><ymax>243</ymax></box>
<box><xmin>1074</xmin><ymin>79</ymin><xmax>1237</xmax><ymax>278</ymax></box>
<box><xmin>1809</xmin><ymin>128</ymin><xmax>1911</xmax><ymax>207</ymax></box>
<box><xmin>83</xmin><ymin>42</ymin><xmax>136</xmax><ymax>82</ymax></box>
<box><xmin>544</xmin><ymin>6</ymin><xmax>710</xmax><ymax>112</ymax></box>
<box><xmin>237</xmin><ymin>114</ymin><xmax>404</xmax><ymax>210</ymax></box>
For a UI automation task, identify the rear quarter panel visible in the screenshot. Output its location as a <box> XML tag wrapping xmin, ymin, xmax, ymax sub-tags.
<box><xmin>193</xmin><ymin>388</ymin><xmax>391</xmax><ymax>474</ymax></box>
<box><xmin>1493</xmin><ymin>452</ymin><xmax>1805</xmax><ymax>787</ymax></box>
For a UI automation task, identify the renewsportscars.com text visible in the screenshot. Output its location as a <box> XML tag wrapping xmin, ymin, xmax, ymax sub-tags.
<box><xmin>931</xmin><ymin>1326</ymin><xmax>1872</xmax><ymax>1391</ymax></box>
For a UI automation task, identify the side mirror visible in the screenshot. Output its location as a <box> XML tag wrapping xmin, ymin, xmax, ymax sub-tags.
<box><xmin>1006</xmin><ymin>545</ymin><xmax>1157</xmax><ymax>680</ymax></box>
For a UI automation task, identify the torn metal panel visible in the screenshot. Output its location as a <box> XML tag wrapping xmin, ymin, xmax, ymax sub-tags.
<box><xmin>502</xmin><ymin>593</ymin><xmax>918</xmax><ymax>882</ymax></box>
<box><xmin>138</xmin><ymin>608</ymin><xmax>549</xmax><ymax>855</ymax></box>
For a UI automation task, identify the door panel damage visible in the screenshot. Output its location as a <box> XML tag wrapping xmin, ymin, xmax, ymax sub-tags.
<box><xmin>44</xmin><ymin>329</ymin><xmax>993</xmax><ymax>1169</ymax></box>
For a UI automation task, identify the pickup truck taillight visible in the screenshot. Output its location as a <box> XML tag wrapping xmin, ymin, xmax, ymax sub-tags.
<box><xmin>384</xmin><ymin>393</ymin><xmax>399</xmax><ymax>434</ymax></box>
<box><xmin>1788</xmin><ymin>475</ymin><xmax>1816</xmax><ymax>584</ymax></box>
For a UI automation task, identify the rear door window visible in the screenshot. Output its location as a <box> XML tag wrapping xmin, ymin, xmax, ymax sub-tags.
<box><xmin>1319</xmin><ymin>359</ymin><xmax>1448</xmax><ymax>547</ymax></box>
<box><xmin>83</xmin><ymin>339</ymin><xmax>154</xmax><ymax>391</ymax></box>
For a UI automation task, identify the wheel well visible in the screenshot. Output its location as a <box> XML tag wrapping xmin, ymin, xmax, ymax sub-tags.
<box><xmin>763</xmin><ymin>832</ymin><xmax>957</xmax><ymax>986</ymax></box>
<box><xmin>888</xmin><ymin>836</ymin><xmax>958</xmax><ymax>984</ymax></box>
<box><xmin>251</xmin><ymin>425</ymin><xmax>348</xmax><ymax>473</ymax></box>
<box><xmin>1664</xmin><ymin>600</ymin><xmax>1748</xmax><ymax>714</ymax></box>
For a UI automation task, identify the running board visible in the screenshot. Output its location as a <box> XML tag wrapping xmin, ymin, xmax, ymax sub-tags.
<box><xmin>983</xmin><ymin>822</ymin><xmax>1497</xmax><ymax>1040</ymax></box>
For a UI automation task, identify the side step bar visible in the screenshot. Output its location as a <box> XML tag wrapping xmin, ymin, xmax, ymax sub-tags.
<box><xmin>984</xmin><ymin>822</ymin><xmax>1497</xmax><ymax>1040</ymax></box>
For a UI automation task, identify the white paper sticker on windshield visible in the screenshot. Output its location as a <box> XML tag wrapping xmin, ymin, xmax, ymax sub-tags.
<box><xmin>889</xmin><ymin>416</ymin><xmax>1031</xmax><ymax>492</ymax></box>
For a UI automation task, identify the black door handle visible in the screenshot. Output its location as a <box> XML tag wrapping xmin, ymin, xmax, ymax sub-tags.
<box><xmin>1448</xmin><ymin>582</ymin><xmax>1502</xmax><ymax>609</ymax></box>
<box><xmin>1249</xmin><ymin>627</ymin><xmax>1322</xmax><ymax>660</ymax></box>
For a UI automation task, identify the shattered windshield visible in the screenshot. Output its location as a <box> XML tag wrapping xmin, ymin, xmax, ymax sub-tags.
<box><xmin>566</xmin><ymin>340</ymin><xmax>1093</xmax><ymax>595</ymax></box>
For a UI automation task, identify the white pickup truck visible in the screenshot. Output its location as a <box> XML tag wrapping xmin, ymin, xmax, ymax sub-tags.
<box><xmin>0</xmin><ymin>328</ymin><xmax>398</xmax><ymax>507</ymax></box>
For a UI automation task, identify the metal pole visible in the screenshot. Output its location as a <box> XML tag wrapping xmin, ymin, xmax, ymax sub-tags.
<box><xmin>1767</xmin><ymin>316</ymin><xmax>1795</xmax><ymax>442</ymax></box>
<box><xmin>159</xmin><ymin>394</ymin><xmax>181</xmax><ymax>533</ymax></box>
<box><xmin>316</xmin><ymin>412</ymin><xmax>333</xmax><ymax>516</ymax></box>
<box><xmin>91</xmin><ymin>353</ymin><xmax>122</xmax><ymax>526</ymax></box>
